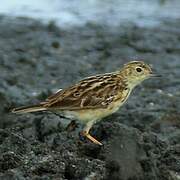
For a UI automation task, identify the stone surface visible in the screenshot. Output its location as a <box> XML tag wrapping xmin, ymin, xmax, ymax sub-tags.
<box><xmin>0</xmin><ymin>15</ymin><xmax>179</xmax><ymax>179</ymax></box>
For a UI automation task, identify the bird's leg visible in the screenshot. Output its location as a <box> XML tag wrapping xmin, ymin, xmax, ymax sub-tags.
<box><xmin>66</xmin><ymin>120</ymin><xmax>78</xmax><ymax>132</ymax></box>
<box><xmin>80</xmin><ymin>121</ymin><xmax>103</xmax><ymax>146</ymax></box>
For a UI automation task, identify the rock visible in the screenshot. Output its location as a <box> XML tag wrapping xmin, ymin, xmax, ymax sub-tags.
<box><xmin>0</xmin><ymin>15</ymin><xmax>179</xmax><ymax>179</ymax></box>
<box><xmin>101</xmin><ymin>123</ymin><xmax>145</xmax><ymax>180</ymax></box>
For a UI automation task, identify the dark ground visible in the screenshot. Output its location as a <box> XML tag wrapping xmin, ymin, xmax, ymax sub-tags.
<box><xmin>0</xmin><ymin>15</ymin><xmax>180</xmax><ymax>180</ymax></box>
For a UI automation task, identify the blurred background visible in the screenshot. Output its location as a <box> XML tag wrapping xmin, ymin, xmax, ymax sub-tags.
<box><xmin>0</xmin><ymin>1</ymin><xmax>180</xmax><ymax>180</ymax></box>
<box><xmin>0</xmin><ymin>0</ymin><xmax>180</xmax><ymax>28</ymax></box>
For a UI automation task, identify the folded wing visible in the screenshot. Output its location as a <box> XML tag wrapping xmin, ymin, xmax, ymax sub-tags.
<box><xmin>42</xmin><ymin>73</ymin><xmax>127</xmax><ymax>110</ymax></box>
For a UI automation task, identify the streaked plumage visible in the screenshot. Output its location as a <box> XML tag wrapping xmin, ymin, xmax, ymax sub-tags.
<box><xmin>12</xmin><ymin>61</ymin><xmax>155</xmax><ymax>145</ymax></box>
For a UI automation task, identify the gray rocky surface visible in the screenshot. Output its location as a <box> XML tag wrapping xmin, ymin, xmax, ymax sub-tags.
<box><xmin>0</xmin><ymin>16</ymin><xmax>180</xmax><ymax>179</ymax></box>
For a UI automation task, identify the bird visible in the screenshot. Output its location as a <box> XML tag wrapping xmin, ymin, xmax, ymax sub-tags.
<box><xmin>12</xmin><ymin>61</ymin><xmax>158</xmax><ymax>145</ymax></box>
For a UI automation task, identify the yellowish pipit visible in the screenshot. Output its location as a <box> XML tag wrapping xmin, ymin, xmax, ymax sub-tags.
<box><xmin>12</xmin><ymin>61</ymin><xmax>158</xmax><ymax>145</ymax></box>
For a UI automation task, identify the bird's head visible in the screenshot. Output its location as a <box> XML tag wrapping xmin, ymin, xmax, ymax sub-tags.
<box><xmin>119</xmin><ymin>61</ymin><xmax>158</xmax><ymax>88</ymax></box>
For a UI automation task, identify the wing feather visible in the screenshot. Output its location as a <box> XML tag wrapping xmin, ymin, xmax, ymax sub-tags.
<box><xmin>42</xmin><ymin>73</ymin><xmax>127</xmax><ymax>110</ymax></box>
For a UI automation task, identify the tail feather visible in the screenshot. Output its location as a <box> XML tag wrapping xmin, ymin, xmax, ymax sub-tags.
<box><xmin>11</xmin><ymin>104</ymin><xmax>47</xmax><ymax>114</ymax></box>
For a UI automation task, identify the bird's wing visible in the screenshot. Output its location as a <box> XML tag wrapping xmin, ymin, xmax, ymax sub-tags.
<box><xmin>42</xmin><ymin>73</ymin><xmax>127</xmax><ymax>110</ymax></box>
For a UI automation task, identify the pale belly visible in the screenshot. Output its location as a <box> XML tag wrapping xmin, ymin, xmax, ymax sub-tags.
<box><xmin>59</xmin><ymin>89</ymin><xmax>131</xmax><ymax>124</ymax></box>
<box><xmin>61</xmin><ymin>99</ymin><xmax>126</xmax><ymax>124</ymax></box>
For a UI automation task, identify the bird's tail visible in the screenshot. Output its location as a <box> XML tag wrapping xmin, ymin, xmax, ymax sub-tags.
<box><xmin>11</xmin><ymin>104</ymin><xmax>47</xmax><ymax>114</ymax></box>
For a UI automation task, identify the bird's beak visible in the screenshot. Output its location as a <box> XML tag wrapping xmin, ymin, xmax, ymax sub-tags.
<box><xmin>149</xmin><ymin>73</ymin><xmax>162</xmax><ymax>78</ymax></box>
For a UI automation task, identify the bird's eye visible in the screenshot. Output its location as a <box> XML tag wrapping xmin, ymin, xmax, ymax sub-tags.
<box><xmin>136</xmin><ymin>67</ymin><xmax>142</xmax><ymax>72</ymax></box>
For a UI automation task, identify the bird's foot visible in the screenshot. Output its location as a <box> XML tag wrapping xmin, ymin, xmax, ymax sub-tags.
<box><xmin>79</xmin><ymin>131</ymin><xmax>103</xmax><ymax>146</ymax></box>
